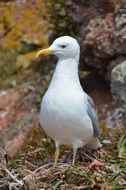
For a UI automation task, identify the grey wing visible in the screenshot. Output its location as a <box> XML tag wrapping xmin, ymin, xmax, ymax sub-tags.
<box><xmin>86</xmin><ymin>95</ymin><xmax>100</xmax><ymax>138</ymax></box>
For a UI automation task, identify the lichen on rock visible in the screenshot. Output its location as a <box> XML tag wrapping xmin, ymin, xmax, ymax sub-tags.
<box><xmin>0</xmin><ymin>1</ymin><xmax>48</xmax><ymax>51</ymax></box>
<box><xmin>111</xmin><ymin>61</ymin><xmax>126</xmax><ymax>110</ymax></box>
<box><xmin>0</xmin><ymin>1</ymin><xmax>49</xmax><ymax>89</ymax></box>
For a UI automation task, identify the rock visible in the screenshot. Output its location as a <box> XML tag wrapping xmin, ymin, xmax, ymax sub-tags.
<box><xmin>16</xmin><ymin>52</ymin><xmax>36</xmax><ymax>69</ymax></box>
<box><xmin>0</xmin><ymin>90</ymin><xmax>21</xmax><ymax>131</ymax></box>
<box><xmin>0</xmin><ymin>1</ymin><xmax>48</xmax><ymax>51</ymax></box>
<box><xmin>111</xmin><ymin>61</ymin><xmax>126</xmax><ymax>110</ymax></box>
<box><xmin>66</xmin><ymin>0</ymin><xmax>126</xmax><ymax>117</ymax></box>
<box><xmin>66</xmin><ymin>0</ymin><xmax>126</xmax><ymax>75</ymax></box>
<box><xmin>106</xmin><ymin>107</ymin><xmax>126</xmax><ymax>128</ymax></box>
<box><xmin>0</xmin><ymin>88</ymin><xmax>38</xmax><ymax>158</ymax></box>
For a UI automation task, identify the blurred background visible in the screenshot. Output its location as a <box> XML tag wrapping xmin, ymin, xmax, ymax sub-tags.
<box><xmin>0</xmin><ymin>0</ymin><xmax>125</xmax><ymax>160</ymax></box>
<box><xmin>0</xmin><ymin>1</ymin><xmax>126</xmax><ymax>189</ymax></box>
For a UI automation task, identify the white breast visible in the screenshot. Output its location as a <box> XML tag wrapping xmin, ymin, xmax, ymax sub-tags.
<box><xmin>40</xmin><ymin>87</ymin><xmax>93</xmax><ymax>147</ymax></box>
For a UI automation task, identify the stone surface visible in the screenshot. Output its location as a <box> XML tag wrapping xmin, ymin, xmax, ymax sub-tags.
<box><xmin>111</xmin><ymin>61</ymin><xmax>126</xmax><ymax>109</ymax></box>
<box><xmin>0</xmin><ymin>1</ymin><xmax>48</xmax><ymax>51</ymax></box>
<box><xmin>0</xmin><ymin>87</ymin><xmax>38</xmax><ymax>158</ymax></box>
<box><xmin>106</xmin><ymin>107</ymin><xmax>126</xmax><ymax>128</ymax></box>
<box><xmin>66</xmin><ymin>0</ymin><xmax>126</xmax><ymax>112</ymax></box>
<box><xmin>66</xmin><ymin>0</ymin><xmax>126</xmax><ymax>73</ymax></box>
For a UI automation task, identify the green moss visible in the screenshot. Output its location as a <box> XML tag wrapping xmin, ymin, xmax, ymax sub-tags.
<box><xmin>45</xmin><ymin>0</ymin><xmax>79</xmax><ymax>38</ymax></box>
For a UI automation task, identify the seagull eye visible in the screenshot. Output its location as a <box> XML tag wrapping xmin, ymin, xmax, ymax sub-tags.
<box><xmin>60</xmin><ymin>45</ymin><xmax>66</xmax><ymax>48</ymax></box>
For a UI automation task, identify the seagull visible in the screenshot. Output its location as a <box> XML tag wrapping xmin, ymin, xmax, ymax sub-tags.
<box><xmin>36</xmin><ymin>36</ymin><xmax>102</xmax><ymax>166</ymax></box>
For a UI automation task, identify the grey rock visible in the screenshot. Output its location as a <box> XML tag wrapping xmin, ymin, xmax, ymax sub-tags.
<box><xmin>106</xmin><ymin>107</ymin><xmax>126</xmax><ymax>128</ymax></box>
<box><xmin>111</xmin><ymin>61</ymin><xmax>126</xmax><ymax>110</ymax></box>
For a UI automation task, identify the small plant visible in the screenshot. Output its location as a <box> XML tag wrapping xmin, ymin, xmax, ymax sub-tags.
<box><xmin>117</xmin><ymin>135</ymin><xmax>126</xmax><ymax>157</ymax></box>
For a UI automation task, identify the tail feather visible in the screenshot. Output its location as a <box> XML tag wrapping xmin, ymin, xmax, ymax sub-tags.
<box><xmin>88</xmin><ymin>138</ymin><xmax>102</xmax><ymax>150</ymax></box>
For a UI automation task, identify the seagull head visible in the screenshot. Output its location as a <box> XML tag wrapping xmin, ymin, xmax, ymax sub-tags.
<box><xmin>36</xmin><ymin>36</ymin><xmax>80</xmax><ymax>60</ymax></box>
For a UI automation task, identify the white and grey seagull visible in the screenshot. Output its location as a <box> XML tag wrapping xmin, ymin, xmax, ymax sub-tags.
<box><xmin>36</xmin><ymin>36</ymin><xmax>102</xmax><ymax>166</ymax></box>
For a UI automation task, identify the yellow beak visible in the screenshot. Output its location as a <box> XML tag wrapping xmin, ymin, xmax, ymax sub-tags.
<box><xmin>36</xmin><ymin>47</ymin><xmax>54</xmax><ymax>58</ymax></box>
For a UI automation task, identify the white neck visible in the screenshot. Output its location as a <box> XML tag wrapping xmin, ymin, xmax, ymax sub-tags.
<box><xmin>49</xmin><ymin>56</ymin><xmax>81</xmax><ymax>89</ymax></box>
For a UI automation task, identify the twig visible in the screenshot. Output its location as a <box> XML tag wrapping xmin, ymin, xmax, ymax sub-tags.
<box><xmin>53</xmin><ymin>179</ymin><xmax>63</xmax><ymax>189</ymax></box>
<box><xmin>76</xmin><ymin>185</ymin><xmax>90</xmax><ymax>189</ymax></box>
<box><xmin>23</xmin><ymin>162</ymin><xmax>53</xmax><ymax>181</ymax></box>
<box><xmin>1</xmin><ymin>164</ymin><xmax>24</xmax><ymax>187</ymax></box>
<box><xmin>82</xmin><ymin>152</ymin><xmax>94</xmax><ymax>161</ymax></box>
<box><xmin>34</xmin><ymin>162</ymin><xmax>53</xmax><ymax>173</ymax></box>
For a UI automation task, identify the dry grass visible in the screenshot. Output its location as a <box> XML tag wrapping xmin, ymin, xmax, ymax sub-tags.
<box><xmin>0</xmin><ymin>126</ymin><xmax>126</xmax><ymax>190</ymax></box>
